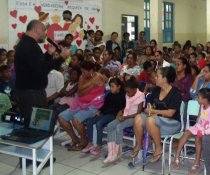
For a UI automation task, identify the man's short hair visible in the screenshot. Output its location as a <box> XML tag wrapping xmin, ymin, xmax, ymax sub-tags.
<box><xmin>26</xmin><ymin>20</ymin><xmax>41</xmax><ymax>31</ymax></box>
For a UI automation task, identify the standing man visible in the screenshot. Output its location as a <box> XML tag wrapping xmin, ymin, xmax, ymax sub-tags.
<box><xmin>14</xmin><ymin>19</ymin><xmax>67</xmax><ymax>127</ymax></box>
<box><xmin>134</xmin><ymin>31</ymin><xmax>147</xmax><ymax>57</ymax></box>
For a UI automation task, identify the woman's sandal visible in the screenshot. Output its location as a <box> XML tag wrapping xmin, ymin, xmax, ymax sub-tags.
<box><xmin>172</xmin><ymin>158</ymin><xmax>180</xmax><ymax>170</ymax></box>
<box><xmin>67</xmin><ymin>142</ymin><xmax>79</xmax><ymax>151</ymax></box>
<box><xmin>130</xmin><ymin>149</ymin><xmax>140</xmax><ymax>158</ymax></box>
<box><xmin>188</xmin><ymin>164</ymin><xmax>200</xmax><ymax>175</ymax></box>
<box><xmin>149</xmin><ymin>152</ymin><xmax>162</xmax><ymax>163</ymax></box>
<box><xmin>68</xmin><ymin>143</ymin><xmax>85</xmax><ymax>151</ymax></box>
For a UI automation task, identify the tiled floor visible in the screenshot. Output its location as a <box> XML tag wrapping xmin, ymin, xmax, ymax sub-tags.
<box><xmin>0</xmin><ymin>136</ymin><xmax>205</xmax><ymax>175</ymax></box>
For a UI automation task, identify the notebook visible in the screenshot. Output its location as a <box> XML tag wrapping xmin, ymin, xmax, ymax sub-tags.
<box><xmin>1</xmin><ymin>107</ymin><xmax>55</xmax><ymax>144</ymax></box>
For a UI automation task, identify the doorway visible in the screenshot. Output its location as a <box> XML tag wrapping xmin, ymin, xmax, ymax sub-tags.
<box><xmin>121</xmin><ymin>15</ymin><xmax>138</xmax><ymax>41</ymax></box>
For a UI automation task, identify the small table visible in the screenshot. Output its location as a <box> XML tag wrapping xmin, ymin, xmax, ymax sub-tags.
<box><xmin>0</xmin><ymin>122</ymin><xmax>53</xmax><ymax>175</ymax></box>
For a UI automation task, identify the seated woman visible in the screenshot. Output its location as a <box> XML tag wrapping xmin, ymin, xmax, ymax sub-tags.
<box><xmin>173</xmin><ymin>57</ymin><xmax>194</xmax><ymax>102</ymax></box>
<box><xmin>58</xmin><ymin>61</ymin><xmax>105</xmax><ymax>151</ymax></box>
<box><xmin>190</xmin><ymin>64</ymin><xmax>210</xmax><ymax>99</ymax></box>
<box><xmin>137</xmin><ymin>46</ymin><xmax>155</xmax><ymax>68</ymax></box>
<box><xmin>131</xmin><ymin>67</ymin><xmax>182</xmax><ymax>162</ymax></box>
<box><xmin>119</xmin><ymin>53</ymin><xmax>141</xmax><ymax>80</ymax></box>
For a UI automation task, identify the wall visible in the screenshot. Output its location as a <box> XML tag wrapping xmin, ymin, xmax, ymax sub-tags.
<box><xmin>0</xmin><ymin>0</ymin><xmax>8</xmax><ymax>48</ymax></box>
<box><xmin>165</xmin><ymin>0</ymin><xmax>206</xmax><ymax>46</ymax></box>
<box><xmin>102</xmin><ymin>0</ymin><xmax>144</xmax><ymax>41</ymax></box>
<box><xmin>207</xmin><ymin>0</ymin><xmax>210</xmax><ymax>41</ymax></box>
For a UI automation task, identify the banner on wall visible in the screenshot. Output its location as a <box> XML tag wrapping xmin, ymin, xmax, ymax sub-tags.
<box><xmin>8</xmin><ymin>0</ymin><xmax>102</xmax><ymax>50</ymax></box>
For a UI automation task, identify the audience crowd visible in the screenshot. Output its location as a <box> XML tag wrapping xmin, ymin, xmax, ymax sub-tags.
<box><xmin>1</xmin><ymin>25</ymin><xmax>210</xmax><ymax>174</ymax></box>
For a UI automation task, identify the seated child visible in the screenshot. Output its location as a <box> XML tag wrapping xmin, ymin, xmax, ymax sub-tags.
<box><xmin>82</xmin><ymin>77</ymin><xmax>125</xmax><ymax>155</ymax></box>
<box><xmin>50</xmin><ymin>67</ymin><xmax>81</xmax><ymax>114</ymax></box>
<box><xmin>103</xmin><ymin>76</ymin><xmax>145</xmax><ymax>163</ymax></box>
<box><xmin>0</xmin><ymin>65</ymin><xmax>14</xmax><ymax>96</ymax></box>
<box><xmin>173</xmin><ymin>88</ymin><xmax>210</xmax><ymax>175</ymax></box>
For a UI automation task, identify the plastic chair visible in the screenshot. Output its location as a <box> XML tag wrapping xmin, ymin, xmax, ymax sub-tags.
<box><xmin>168</xmin><ymin>100</ymin><xmax>200</xmax><ymax>174</ymax></box>
<box><xmin>160</xmin><ymin>101</ymin><xmax>185</xmax><ymax>175</ymax></box>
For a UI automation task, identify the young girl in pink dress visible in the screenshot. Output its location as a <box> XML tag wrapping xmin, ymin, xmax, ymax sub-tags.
<box><xmin>173</xmin><ymin>88</ymin><xmax>210</xmax><ymax>175</ymax></box>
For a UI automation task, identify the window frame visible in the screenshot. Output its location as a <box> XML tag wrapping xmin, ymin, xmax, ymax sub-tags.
<box><xmin>162</xmin><ymin>2</ymin><xmax>174</xmax><ymax>43</ymax></box>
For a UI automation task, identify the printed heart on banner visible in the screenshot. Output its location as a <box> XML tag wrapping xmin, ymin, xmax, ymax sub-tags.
<box><xmin>34</xmin><ymin>6</ymin><xmax>41</xmax><ymax>13</ymax></box>
<box><xmin>64</xmin><ymin>0</ymin><xmax>68</xmax><ymax>5</ymax></box>
<box><xmin>19</xmin><ymin>15</ymin><xmax>27</xmax><ymax>24</ymax></box>
<box><xmin>10</xmin><ymin>10</ymin><xmax>17</xmax><ymax>18</ymax></box>
<box><xmin>17</xmin><ymin>32</ymin><xmax>24</xmax><ymax>39</ymax></box>
<box><xmin>76</xmin><ymin>40</ymin><xmax>82</xmax><ymax>47</ymax></box>
<box><xmin>89</xmin><ymin>17</ymin><xmax>95</xmax><ymax>24</ymax></box>
<box><xmin>87</xmin><ymin>25</ymin><xmax>91</xmax><ymax>30</ymax></box>
<box><xmin>44</xmin><ymin>44</ymin><xmax>49</xmax><ymax>51</ymax></box>
<box><xmin>97</xmin><ymin>8</ymin><xmax>100</xmax><ymax>13</ymax></box>
<box><xmin>96</xmin><ymin>25</ymin><xmax>99</xmax><ymax>30</ymax></box>
<box><xmin>11</xmin><ymin>24</ymin><xmax>17</xmax><ymax>29</ymax></box>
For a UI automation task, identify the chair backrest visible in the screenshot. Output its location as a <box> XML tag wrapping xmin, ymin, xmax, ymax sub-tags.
<box><xmin>186</xmin><ymin>100</ymin><xmax>200</xmax><ymax>129</ymax></box>
<box><xmin>179</xmin><ymin>101</ymin><xmax>185</xmax><ymax>132</ymax></box>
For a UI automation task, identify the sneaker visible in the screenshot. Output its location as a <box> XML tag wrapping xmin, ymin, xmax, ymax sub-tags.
<box><xmin>81</xmin><ymin>143</ymin><xmax>94</xmax><ymax>153</ymax></box>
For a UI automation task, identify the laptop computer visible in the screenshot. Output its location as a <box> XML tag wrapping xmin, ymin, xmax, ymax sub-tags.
<box><xmin>1</xmin><ymin>107</ymin><xmax>55</xmax><ymax>144</ymax></box>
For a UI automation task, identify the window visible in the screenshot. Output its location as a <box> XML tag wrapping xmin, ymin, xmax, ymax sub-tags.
<box><xmin>144</xmin><ymin>0</ymin><xmax>150</xmax><ymax>42</ymax></box>
<box><xmin>162</xmin><ymin>2</ymin><xmax>174</xmax><ymax>43</ymax></box>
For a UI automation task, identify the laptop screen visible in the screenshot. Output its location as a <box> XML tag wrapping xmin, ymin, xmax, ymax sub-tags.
<box><xmin>29</xmin><ymin>108</ymin><xmax>53</xmax><ymax>131</ymax></box>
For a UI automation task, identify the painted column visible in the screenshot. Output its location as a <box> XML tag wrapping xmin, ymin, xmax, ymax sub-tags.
<box><xmin>150</xmin><ymin>0</ymin><xmax>163</xmax><ymax>49</ymax></box>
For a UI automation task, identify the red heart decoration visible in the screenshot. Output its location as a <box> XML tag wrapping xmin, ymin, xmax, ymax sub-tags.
<box><xmin>44</xmin><ymin>44</ymin><xmax>49</xmax><ymax>51</ymax></box>
<box><xmin>19</xmin><ymin>15</ymin><xmax>27</xmax><ymax>24</ymax></box>
<box><xmin>47</xmin><ymin>23</ymin><xmax>63</xmax><ymax>41</ymax></box>
<box><xmin>17</xmin><ymin>32</ymin><xmax>24</xmax><ymax>39</ymax></box>
<box><xmin>97</xmin><ymin>8</ymin><xmax>100</xmax><ymax>13</ymax></box>
<box><xmin>87</xmin><ymin>25</ymin><xmax>91</xmax><ymax>30</ymax></box>
<box><xmin>64</xmin><ymin>0</ymin><xmax>68</xmax><ymax>5</ymax></box>
<box><xmin>34</xmin><ymin>6</ymin><xmax>41</xmax><ymax>13</ymax></box>
<box><xmin>11</xmin><ymin>24</ymin><xmax>17</xmax><ymax>29</ymax></box>
<box><xmin>10</xmin><ymin>10</ymin><xmax>17</xmax><ymax>18</ymax></box>
<box><xmin>96</xmin><ymin>25</ymin><xmax>99</xmax><ymax>30</ymax></box>
<box><xmin>89</xmin><ymin>17</ymin><xmax>95</xmax><ymax>24</ymax></box>
<box><xmin>76</xmin><ymin>40</ymin><xmax>82</xmax><ymax>47</ymax></box>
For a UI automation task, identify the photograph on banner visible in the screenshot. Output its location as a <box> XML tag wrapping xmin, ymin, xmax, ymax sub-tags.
<box><xmin>8</xmin><ymin>0</ymin><xmax>102</xmax><ymax>50</ymax></box>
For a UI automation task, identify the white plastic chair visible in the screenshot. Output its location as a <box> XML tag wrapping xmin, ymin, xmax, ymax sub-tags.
<box><xmin>161</xmin><ymin>101</ymin><xmax>185</xmax><ymax>175</ymax></box>
<box><xmin>168</xmin><ymin>100</ymin><xmax>200</xmax><ymax>174</ymax></box>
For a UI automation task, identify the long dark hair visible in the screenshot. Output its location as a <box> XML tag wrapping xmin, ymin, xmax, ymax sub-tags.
<box><xmin>177</xmin><ymin>57</ymin><xmax>191</xmax><ymax>75</ymax></box>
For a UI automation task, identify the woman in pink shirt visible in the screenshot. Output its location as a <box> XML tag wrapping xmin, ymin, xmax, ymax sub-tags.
<box><xmin>58</xmin><ymin>61</ymin><xmax>105</xmax><ymax>151</ymax></box>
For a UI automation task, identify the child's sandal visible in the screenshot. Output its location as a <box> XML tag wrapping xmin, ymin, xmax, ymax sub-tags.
<box><xmin>188</xmin><ymin>164</ymin><xmax>200</xmax><ymax>175</ymax></box>
<box><xmin>172</xmin><ymin>158</ymin><xmax>180</xmax><ymax>170</ymax></box>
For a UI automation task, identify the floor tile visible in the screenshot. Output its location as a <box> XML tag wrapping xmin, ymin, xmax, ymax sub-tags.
<box><xmin>65</xmin><ymin>169</ymin><xmax>96</xmax><ymax>175</ymax></box>
<box><xmin>40</xmin><ymin>162</ymin><xmax>75</xmax><ymax>175</ymax></box>
<box><xmin>98</xmin><ymin>164</ymin><xmax>138</xmax><ymax>175</ymax></box>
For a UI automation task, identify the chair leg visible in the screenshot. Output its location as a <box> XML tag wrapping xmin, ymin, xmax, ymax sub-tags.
<box><xmin>168</xmin><ymin>136</ymin><xmax>174</xmax><ymax>174</ymax></box>
<box><xmin>162</xmin><ymin>137</ymin><xmax>168</xmax><ymax>175</ymax></box>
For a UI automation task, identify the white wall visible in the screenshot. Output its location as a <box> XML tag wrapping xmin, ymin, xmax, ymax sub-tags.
<box><xmin>102</xmin><ymin>0</ymin><xmax>144</xmax><ymax>41</ymax></box>
<box><xmin>0</xmin><ymin>0</ymin><xmax>9</xmax><ymax>49</ymax></box>
<box><xmin>166</xmin><ymin>0</ymin><xmax>207</xmax><ymax>45</ymax></box>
